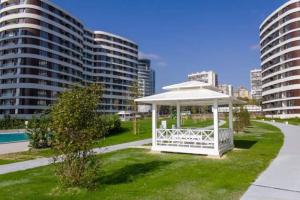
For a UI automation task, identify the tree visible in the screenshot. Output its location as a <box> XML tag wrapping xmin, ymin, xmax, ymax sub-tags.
<box><xmin>50</xmin><ymin>84</ymin><xmax>103</xmax><ymax>188</ymax></box>
<box><xmin>233</xmin><ymin>106</ymin><xmax>251</xmax><ymax>133</ymax></box>
<box><xmin>129</xmin><ymin>81</ymin><xmax>140</xmax><ymax>135</ymax></box>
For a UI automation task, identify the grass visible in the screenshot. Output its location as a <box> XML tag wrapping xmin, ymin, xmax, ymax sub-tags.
<box><xmin>0</xmin><ymin>118</ymin><xmax>213</xmax><ymax>165</ymax></box>
<box><xmin>0</xmin><ymin>121</ymin><xmax>283</xmax><ymax>200</ymax></box>
<box><xmin>0</xmin><ymin>148</ymin><xmax>53</xmax><ymax>165</ymax></box>
<box><xmin>101</xmin><ymin>117</ymin><xmax>213</xmax><ymax>144</ymax></box>
<box><xmin>256</xmin><ymin>116</ymin><xmax>300</xmax><ymax>125</ymax></box>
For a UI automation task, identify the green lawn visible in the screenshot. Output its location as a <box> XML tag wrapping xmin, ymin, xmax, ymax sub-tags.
<box><xmin>0</xmin><ymin>118</ymin><xmax>213</xmax><ymax>165</ymax></box>
<box><xmin>98</xmin><ymin>118</ymin><xmax>213</xmax><ymax>147</ymax></box>
<box><xmin>0</xmin><ymin>148</ymin><xmax>53</xmax><ymax>165</ymax></box>
<box><xmin>256</xmin><ymin>116</ymin><xmax>300</xmax><ymax>125</ymax></box>
<box><xmin>0</xmin><ymin>121</ymin><xmax>283</xmax><ymax>200</ymax></box>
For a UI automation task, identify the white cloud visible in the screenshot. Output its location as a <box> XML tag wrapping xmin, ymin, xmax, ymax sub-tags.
<box><xmin>138</xmin><ymin>52</ymin><xmax>161</xmax><ymax>60</ymax></box>
<box><xmin>156</xmin><ymin>61</ymin><xmax>167</xmax><ymax>67</ymax></box>
<box><xmin>139</xmin><ymin>51</ymin><xmax>167</xmax><ymax>67</ymax></box>
<box><xmin>250</xmin><ymin>44</ymin><xmax>260</xmax><ymax>51</ymax></box>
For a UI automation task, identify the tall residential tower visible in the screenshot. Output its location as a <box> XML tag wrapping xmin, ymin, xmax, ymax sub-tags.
<box><xmin>260</xmin><ymin>0</ymin><xmax>300</xmax><ymax>118</ymax></box>
<box><xmin>137</xmin><ymin>59</ymin><xmax>155</xmax><ymax>97</ymax></box>
<box><xmin>0</xmin><ymin>0</ymin><xmax>139</xmax><ymax>118</ymax></box>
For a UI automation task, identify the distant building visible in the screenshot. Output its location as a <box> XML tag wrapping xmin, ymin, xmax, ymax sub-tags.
<box><xmin>250</xmin><ymin>69</ymin><xmax>262</xmax><ymax>100</ymax></box>
<box><xmin>234</xmin><ymin>86</ymin><xmax>250</xmax><ymax>99</ymax></box>
<box><xmin>218</xmin><ymin>84</ymin><xmax>233</xmax><ymax>95</ymax></box>
<box><xmin>137</xmin><ymin>59</ymin><xmax>155</xmax><ymax>113</ymax></box>
<box><xmin>150</xmin><ymin>69</ymin><xmax>156</xmax><ymax>95</ymax></box>
<box><xmin>138</xmin><ymin>59</ymin><xmax>155</xmax><ymax>97</ymax></box>
<box><xmin>188</xmin><ymin>70</ymin><xmax>218</xmax><ymax>87</ymax></box>
<box><xmin>219</xmin><ymin>105</ymin><xmax>262</xmax><ymax>113</ymax></box>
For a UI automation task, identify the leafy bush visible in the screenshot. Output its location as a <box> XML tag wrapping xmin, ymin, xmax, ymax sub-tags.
<box><xmin>105</xmin><ymin>114</ymin><xmax>121</xmax><ymax>134</ymax></box>
<box><xmin>95</xmin><ymin>114</ymin><xmax>121</xmax><ymax>138</ymax></box>
<box><xmin>0</xmin><ymin>115</ymin><xmax>25</xmax><ymax>130</ymax></box>
<box><xmin>27</xmin><ymin>114</ymin><xmax>53</xmax><ymax>149</ymax></box>
<box><xmin>50</xmin><ymin>84</ymin><xmax>103</xmax><ymax>188</ymax></box>
<box><xmin>233</xmin><ymin>106</ymin><xmax>251</xmax><ymax>133</ymax></box>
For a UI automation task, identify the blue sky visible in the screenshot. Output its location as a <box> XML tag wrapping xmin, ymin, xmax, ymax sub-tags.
<box><xmin>52</xmin><ymin>0</ymin><xmax>287</xmax><ymax>91</ymax></box>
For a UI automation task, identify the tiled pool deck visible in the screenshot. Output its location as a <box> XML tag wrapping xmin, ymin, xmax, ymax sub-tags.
<box><xmin>0</xmin><ymin>141</ymin><xmax>29</xmax><ymax>155</ymax></box>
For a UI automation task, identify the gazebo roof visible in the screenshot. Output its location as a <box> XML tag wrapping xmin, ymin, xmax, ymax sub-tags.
<box><xmin>135</xmin><ymin>81</ymin><xmax>244</xmax><ymax>106</ymax></box>
<box><xmin>162</xmin><ymin>81</ymin><xmax>212</xmax><ymax>90</ymax></box>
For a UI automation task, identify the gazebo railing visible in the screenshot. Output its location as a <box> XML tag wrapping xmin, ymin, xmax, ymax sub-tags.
<box><xmin>155</xmin><ymin>128</ymin><xmax>234</xmax><ymax>154</ymax></box>
<box><xmin>219</xmin><ymin>128</ymin><xmax>234</xmax><ymax>153</ymax></box>
<box><xmin>156</xmin><ymin>128</ymin><xmax>215</xmax><ymax>149</ymax></box>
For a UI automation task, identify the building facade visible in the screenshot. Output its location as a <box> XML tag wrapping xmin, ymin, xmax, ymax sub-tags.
<box><xmin>250</xmin><ymin>69</ymin><xmax>262</xmax><ymax>99</ymax></box>
<box><xmin>234</xmin><ymin>86</ymin><xmax>250</xmax><ymax>99</ymax></box>
<box><xmin>188</xmin><ymin>70</ymin><xmax>218</xmax><ymax>87</ymax></box>
<box><xmin>137</xmin><ymin>59</ymin><xmax>155</xmax><ymax>113</ymax></box>
<box><xmin>260</xmin><ymin>0</ymin><xmax>300</xmax><ymax>118</ymax></box>
<box><xmin>137</xmin><ymin>59</ymin><xmax>155</xmax><ymax>97</ymax></box>
<box><xmin>0</xmin><ymin>0</ymin><xmax>139</xmax><ymax>118</ymax></box>
<box><xmin>150</xmin><ymin>68</ymin><xmax>155</xmax><ymax>95</ymax></box>
<box><xmin>218</xmin><ymin>84</ymin><xmax>233</xmax><ymax>95</ymax></box>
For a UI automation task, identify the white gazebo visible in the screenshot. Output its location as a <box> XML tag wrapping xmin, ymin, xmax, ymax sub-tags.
<box><xmin>135</xmin><ymin>81</ymin><xmax>244</xmax><ymax>156</ymax></box>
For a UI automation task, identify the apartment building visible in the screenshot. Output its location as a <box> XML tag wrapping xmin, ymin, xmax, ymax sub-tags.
<box><xmin>138</xmin><ymin>59</ymin><xmax>155</xmax><ymax>97</ymax></box>
<box><xmin>250</xmin><ymin>68</ymin><xmax>262</xmax><ymax>99</ymax></box>
<box><xmin>188</xmin><ymin>70</ymin><xmax>218</xmax><ymax>87</ymax></box>
<box><xmin>0</xmin><ymin>0</ymin><xmax>139</xmax><ymax>118</ymax></box>
<box><xmin>217</xmin><ymin>84</ymin><xmax>232</xmax><ymax>95</ymax></box>
<box><xmin>260</xmin><ymin>0</ymin><xmax>300</xmax><ymax>118</ymax></box>
<box><xmin>234</xmin><ymin>86</ymin><xmax>250</xmax><ymax>99</ymax></box>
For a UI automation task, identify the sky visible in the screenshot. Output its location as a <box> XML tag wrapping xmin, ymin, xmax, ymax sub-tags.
<box><xmin>52</xmin><ymin>0</ymin><xmax>287</xmax><ymax>91</ymax></box>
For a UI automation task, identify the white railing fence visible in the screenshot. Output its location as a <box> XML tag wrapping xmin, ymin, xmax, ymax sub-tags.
<box><xmin>155</xmin><ymin>128</ymin><xmax>234</xmax><ymax>155</ymax></box>
<box><xmin>219</xmin><ymin>128</ymin><xmax>234</xmax><ymax>153</ymax></box>
<box><xmin>156</xmin><ymin>129</ymin><xmax>215</xmax><ymax>149</ymax></box>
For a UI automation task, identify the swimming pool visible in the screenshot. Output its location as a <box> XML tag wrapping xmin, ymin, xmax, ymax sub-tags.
<box><xmin>0</xmin><ymin>133</ymin><xmax>28</xmax><ymax>144</ymax></box>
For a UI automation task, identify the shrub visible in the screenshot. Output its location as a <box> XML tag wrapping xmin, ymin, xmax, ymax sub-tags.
<box><xmin>233</xmin><ymin>106</ymin><xmax>251</xmax><ymax>133</ymax></box>
<box><xmin>26</xmin><ymin>114</ymin><xmax>53</xmax><ymax>149</ymax></box>
<box><xmin>50</xmin><ymin>84</ymin><xmax>103</xmax><ymax>188</ymax></box>
<box><xmin>240</xmin><ymin>107</ymin><xmax>251</xmax><ymax>127</ymax></box>
<box><xmin>105</xmin><ymin>114</ymin><xmax>121</xmax><ymax>134</ymax></box>
<box><xmin>233</xmin><ymin>109</ymin><xmax>242</xmax><ymax>133</ymax></box>
<box><xmin>0</xmin><ymin>115</ymin><xmax>25</xmax><ymax>130</ymax></box>
<box><xmin>95</xmin><ymin>114</ymin><xmax>121</xmax><ymax>138</ymax></box>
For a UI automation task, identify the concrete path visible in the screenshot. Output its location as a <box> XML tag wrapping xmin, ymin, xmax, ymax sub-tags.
<box><xmin>207</xmin><ymin>120</ymin><xmax>225</xmax><ymax>129</ymax></box>
<box><xmin>0</xmin><ymin>139</ymin><xmax>152</xmax><ymax>175</ymax></box>
<box><xmin>0</xmin><ymin>141</ymin><xmax>29</xmax><ymax>155</ymax></box>
<box><xmin>0</xmin><ymin>129</ymin><xmax>28</xmax><ymax>155</ymax></box>
<box><xmin>242</xmin><ymin>121</ymin><xmax>300</xmax><ymax>200</ymax></box>
<box><xmin>0</xmin><ymin>129</ymin><xmax>26</xmax><ymax>133</ymax></box>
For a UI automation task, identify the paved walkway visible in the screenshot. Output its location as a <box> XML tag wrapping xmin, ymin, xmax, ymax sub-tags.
<box><xmin>0</xmin><ymin>139</ymin><xmax>152</xmax><ymax>175</ymax></box>
<box><xmin>242</xmin><ymin>121</ymin><xmax>300</xmax><ymax>200</ymax></box>
<box><xmin>0</xmin><ymin>141</ymin><xmax>29</xmax><ymax>155</ymax></box>
<box><xmin>0</xmin><ymin>129</ymin><xmax>28</xmax><ymax>155</ymax></box>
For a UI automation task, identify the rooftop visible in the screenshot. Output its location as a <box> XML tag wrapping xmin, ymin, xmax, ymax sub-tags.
<box><xmin>135</xmin><ymin>81</ymin><xmax>244</xmax><ymax>106</ymax></box>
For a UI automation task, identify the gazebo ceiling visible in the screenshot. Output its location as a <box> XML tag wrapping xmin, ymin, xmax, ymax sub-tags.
<box><xmin>135</xmin><ymin>81</ymin><xmax>245</xmax><ymax>106</ymax></box>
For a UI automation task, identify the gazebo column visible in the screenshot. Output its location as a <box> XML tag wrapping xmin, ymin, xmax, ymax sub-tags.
<box><xmin>213</xmin><ymin>100</ymin><xmax>219</xmax><ymax>155</ymax></box>
<box><xmin>229</xmin><ymin>100</ymin><xmax>233</xmax><ymax>130</ymax></box>
<box><xmin>152</xmin><ymin>103</ymin><xmax>157</xmax><ymax>149</ymax></box>
<box><xmin>176</xmin><ymin>102</ymin><xmax>181</xmax><ymax>128</ymax></box>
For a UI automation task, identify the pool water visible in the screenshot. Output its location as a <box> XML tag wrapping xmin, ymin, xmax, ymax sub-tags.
<box><xmin>0</xmin><ymin>133</ymin><xmax>28</xmax><ymax>144</ymax></box>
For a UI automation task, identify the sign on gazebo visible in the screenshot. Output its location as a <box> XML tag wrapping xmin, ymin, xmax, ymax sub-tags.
<box><xmin>135</xmin><ymin>81</ymin><xmax>244</xmax><ymax>156</ymax></box>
